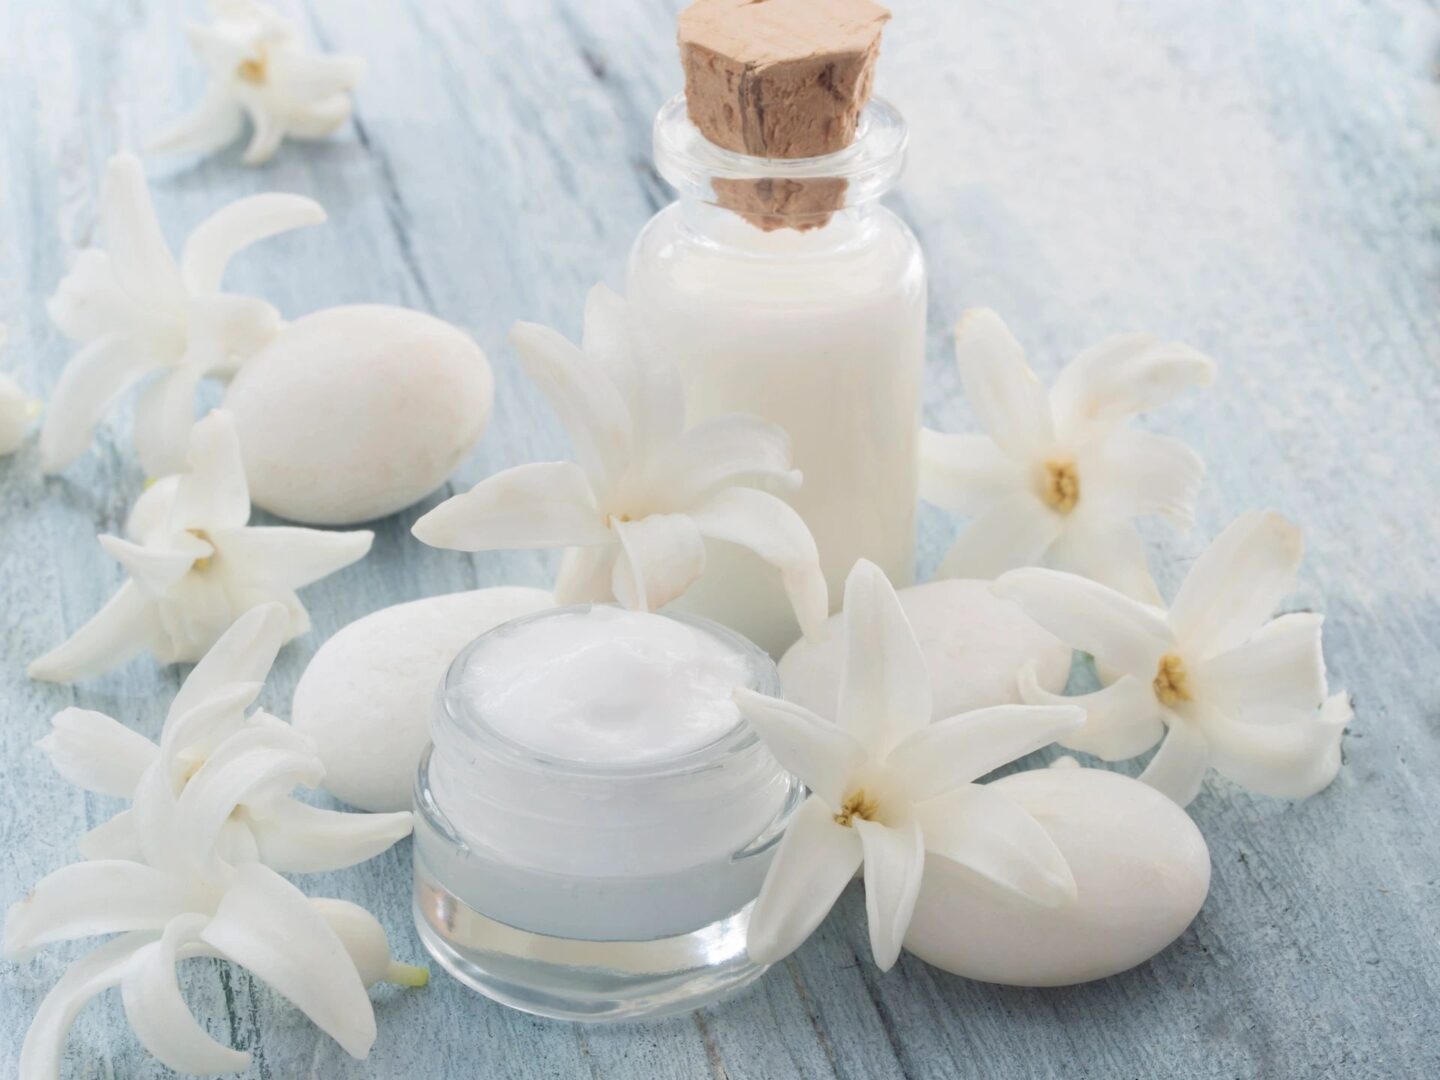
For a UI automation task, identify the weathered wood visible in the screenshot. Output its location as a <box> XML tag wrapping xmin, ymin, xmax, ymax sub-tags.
<box><xmin>2</xmin><ymin>0</ymin><xmax>1438</xmax><ymax>1076</ymax></box>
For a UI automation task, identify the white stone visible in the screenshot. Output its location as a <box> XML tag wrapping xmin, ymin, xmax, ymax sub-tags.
<box><xmin>224</xmin><ymin>305</ymin><xmax>494</xmax><ymax>525</ymax></box>
<box><xmin>292</xmin><ymin>587</ymin><xmax>553</xmax><ymax>811</ymax></box>
<box><xmin>777</xmin><ymin>578</ymin><xmax>1072</xmax><ymax>720</ymax></box>
<box><xmin>904</xmin><ymin>767</ymin><xmax>1211</xmax><ymax>986</ymax></box>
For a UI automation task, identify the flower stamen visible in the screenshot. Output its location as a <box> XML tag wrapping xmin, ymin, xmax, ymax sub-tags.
<box><xmin>1040</xmin><ymin>458</ymin><xmax>1081</xmax><ymax>514</ymax></box>
<box><xmin>1153</xmin><ymin>653</ymin><xmax>1192</xmax><ymax>706</ymax></box>
<box><xmin>833</xmin><ymin>789</ymin><xmax>879</xmax><ymax>828</ymax></box>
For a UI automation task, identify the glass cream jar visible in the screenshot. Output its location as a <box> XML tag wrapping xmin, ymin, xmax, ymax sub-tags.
<box><xmin>627</xmin><ymin>95</ymin><xmax>926</xmax><ymax>655</ymax></box>
<box><xmin>412</xmin><ymin>605</ymin><xmax>800</xmax><ymax>1021</ymax></box>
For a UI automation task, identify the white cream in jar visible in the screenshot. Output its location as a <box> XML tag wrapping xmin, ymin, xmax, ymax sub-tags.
<box><xmin>412</xmin><ymin>605</ymin><xmax>798</xmax><ymax>1022</ymax></box>
<box><xmin>627</xmin><ymin>96</ymin><xmax>926</xmax><ymax>654</ymax></box>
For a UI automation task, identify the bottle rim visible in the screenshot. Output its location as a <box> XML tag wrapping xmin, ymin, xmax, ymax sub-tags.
<box><xmin>653</xmin><ymin>93</ymin><xmax>908</xmax><ymax>206</ymax></box>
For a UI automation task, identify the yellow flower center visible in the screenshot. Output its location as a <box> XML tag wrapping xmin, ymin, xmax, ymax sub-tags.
<box><xmin>1153</xmin><ymin>653</ymin><xmax>1192</xmax><ymax>706</ymax></box>
<box><xmin>833</xmin><ymin>789</ymin><xmax>879</xmax><ymax>828</ymax></box>
<box><xmin>1040</xmin><ymin>457</ymin><xmax>1081</xmax><ymax>514</ymax></box>
<box><xmin>237</xmin><ymin>49</ymin><xmax>269</xmax><ymax>85</ymax></box>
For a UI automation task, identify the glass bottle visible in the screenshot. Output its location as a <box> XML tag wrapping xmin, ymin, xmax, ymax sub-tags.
<box><xmin>627</xmin><ymin>94</ymin><xmax>926</xmax><ymax>655</ymax></box>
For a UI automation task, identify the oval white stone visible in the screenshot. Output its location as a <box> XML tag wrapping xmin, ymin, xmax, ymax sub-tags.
<box><xmin>904</xmin><ymin>768</ymin><xmax>1211</xmax><ymax>986</ymax></box>
<box><xmin>224</xmin><ymin>305</ymin><xmax>494</xmax><ymax>525</ymax></box>
<box><xmin>778</xmin><ymin>578</ymin><xmax>1072</xmax><ymax>720</ymax></box>
<box><xmin>293</xmin><ymin>587</ymin><xmax>554</xmax><ymax>811</ymax></box>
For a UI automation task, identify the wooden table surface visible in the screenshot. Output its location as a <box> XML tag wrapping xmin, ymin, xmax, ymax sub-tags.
<box><xmin>3</xmin><ymin>1</ymin><xmax>1438</xmax><ymax>1076</ymax></box>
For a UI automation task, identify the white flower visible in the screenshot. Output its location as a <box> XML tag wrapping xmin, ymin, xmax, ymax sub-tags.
<box><xmin>152</xmin><ymin>0</ymin><xmax>365</xmax><ymax>165</ymax></box>
<box><xmin>920</xmin><ymin>308</ymin><xmax>1215</xmax><ymax>604</ymax></box>
<box><xmin>6</xmin><ymin>605</ymin><xmax>422</xmax><ymax>1077</ymax></box>
<box><xmin>39</xmin><ymin>605</ymin><xmax>413</xmax><ymax>874</ymax></box>
<box><xmin>0</xmin><ymin>324</ymin><xmax>42</xmax><ymax>456</ymax></box>
<box><xmin>414</xmin><ymin>284</ymin><xmax>828</xmax><ymax>637</ymax></box>
<box><xmin>42</xmin><ymin>152</ymin><xmax>324</xmax><ymax>476</ymax></box>
<box><xmin>733</xmin><ymin>560</ymin><xmax>1083</xmax><ymax>970</ymax></box>
<box><xmin>6</xmin><ymin>862</ymin><xmax>424</xmax><ymax>1078</ymax></box>
<box><xmin>994</xmin><ymin>510</ymin><xmax>1351</xmax><ymax>807</ymax></box>
<box><xmin>29</xmin><ymin>411</ymin><xmax>372</xmax><ymax>683</ymax></box>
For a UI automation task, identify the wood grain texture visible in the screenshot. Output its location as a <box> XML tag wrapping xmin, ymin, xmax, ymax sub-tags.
<box><xmin>2</xmin><ymin>0</ymin><xmax>1438</xmax><ymax>1076</ymax></box>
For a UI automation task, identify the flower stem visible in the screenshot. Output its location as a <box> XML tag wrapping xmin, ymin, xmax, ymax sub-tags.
<box><xmin>385</xmin><ymin>961</ymin><xmax>430</xmax><ymax>988</ymax></box>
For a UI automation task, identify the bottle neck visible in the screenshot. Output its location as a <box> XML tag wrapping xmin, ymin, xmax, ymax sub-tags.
<box><xmin>653</xmin><ymin>93</ymin><xmax>907</xmax><ymax>246</ymax></box>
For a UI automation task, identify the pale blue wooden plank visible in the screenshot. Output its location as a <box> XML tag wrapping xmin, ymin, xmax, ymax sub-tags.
<box><xmin>2</xmin><ymin>0</ymin><xmax>1438</xmax><ymax>1076</ymax></box>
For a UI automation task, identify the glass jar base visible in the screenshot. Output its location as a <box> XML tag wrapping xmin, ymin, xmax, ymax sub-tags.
<box><xmin>414</xmin><ymin>870</ymin><xmax>772</xmax><ymax>1023</ymax></box>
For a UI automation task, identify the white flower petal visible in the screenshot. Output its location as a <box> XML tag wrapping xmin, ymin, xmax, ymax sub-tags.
<box><xmin>98</xmin><ymin>534</ymin><xmax>200</xmax><ymax>597</ymax></box>
<box><xmin>78</xmin><ymin>811</ymin><xmax>144</xmax><ymax>861</ymax></box>
<box><xmin>917</xmin><ymin>430</ymin><xmax>1022</xmax><ymax>514</ymax></box>
<box><xmin>733</xmin><ymin>687</ymin><xmax>868</xmax><ymax>807</ymax></box>
<box><xmin>122</xmin><ymin>915</ymin><xmax>251</xmax><ymax>1075</ymax></box>
<box><xmin>1138</xmin><ymin>720</ymin><xmax>1210</xmax><ymax>807</ymax></box>
<box><xmin>645</xmin><ymin>413</ymin><xmax>798</xmax><ymax>507</ymax></box>
<box><xmin>213</xmin><ymin>525</ymin><xmax>373</xmax><ymax>591</ymax></box>
<box><xmin>553</xmin><ymin>544</ymin><xmax>620</xmax><ymax>604</ymax></box>
<box><xmin>38</xmin><ymin>707</ymin><xmax>158</xmax><ymax>798</ymax></box>
<box><xmin>1168</xmin><ymin>511</ymin><xmax>1304</xmax><ymax>660</ymax></box>
<box><xmin>580</xmin><ymin>283</ymin><xmax>684</xmax><ymax>453</ymax></box>
<box><xmin>39</xmin><ymin>332</ymin><xmax>153</xmax><ymax>473</ymax></box>
<box><xmin>746</xmin><ymin>796</ymin><xmax>863</xmax><ymax>965</ymax></box>
<box><xmin>241</xmin><ymin>107</ymin><xmax>288</xmax><ymax>165</ymax></box>
<box><xmin>47</xmin><ymin>249</ymin><xmax>133</xmax><ymax>343</ymax></box>
<box><xmin>1043</xmin><ymin>515</ymin><xmax>1162</xmax><ymax>605</ymax></box>
<box><xmin>611</xmin><ymin>513</ymin><xmax>706</xmax><ymax>611</ymax></box>
<box><xmin>20</xmin><ymin>933</ymin><xmax>154</xmax><ymax>1080</ymax></box>
<box><xmin>160</xmin><ymin>683</ymin><xmax>270</xmax><ymax>788</ymax></box>
<box><xmin>854</xmin><ymin>815</ymin><xmax>925</xmax><ymax>971</ymax></box>
<box><xmin>133</xmin><ymin>364</ymin><xmax>205</xmax><ymax>479</ymax></box>
<box><xmin>1017</xmin><ymin>663</ymin><xmax>1165</xmax><ymax>761</ymax></box>
<box><xmin>936</xmin><ymin>492</ymin><xmax>1065</xmax><ymax>581</ymax></box>
<box><xmin>148</xmin><ymin>85</ymin><xmax>247</xmax><ymax>159</ymax></box>
<box><xmin>510</xmin><ymin>320</ymin><xmax>633</xmax><ymax>487</ymax></box>
<box><xmin>166</xmin><ymin>600</ymin><xmax>289</xmax><ymax>723</ymax></box>
<box><xmin>125</xmin><ymin>475</ymin><xmax>181</xmax><ymax>542</ymax></box>
<box><xmin>180</xmin><ymin>292</ymin><xmax>284</xmax><ymax>377</ymax></box>
<box><xmin>102</xmin><ymin>154</ymin><xmax>185</xmax><ymax>302</ymax></box>
<box><xmin>836</xmin><ymin>560</ymin><xmax>932</xmax><ymax>758</ymax></box>
<box><xmin>1081</xmin><ymin>429</ymin><xmax>1205</xmax><ymax>532</ymax></box>
<box><xmin>1195</xmin><ymin>612</ymin><xmax>1326</xmax><ymax>723</ymax></box>
<box><xmin>269</xmin><ymin>51</ymin><xmax>364</xmax><ymax>101</ymax></box>
<box><xmin>916</xmin><ymin>783</ymin><xmax>1077</xmax><ymax>907</ymax></box>
<box><xmin>181</xmin><ymin>193</ymin><xmax>327</xmax><ymax>295</ymax></box>
<box><xmin>1202</xmin><ymin>694</ymin><xmax>1349</xmax><ymax>800</ymax></box>
<box><xmin>168</xmin><ymin>408</ymin><xmax>251</xmax><ymax>531</ymax></box>
<box><xmin>952</xmin><ymin>308</ymin><xmax>1054</xmax><ymax>460</ymax></box>
<box><xmin>174</xmin><ymin>745</ymin><xmax>325</xmax><ymax>867</ymax></box>
<box><xmin>199</xmin><ymin>864</ymin><xmax>377</xmax><ymax>1059</ymax></box>
<box><xmin>28</xmin><ymin>581</ymin><xmax>163</xmax><ymax>684</ymax></box>
<box><xmin>688</xmin><ymin>487</ymin><xmax>829</xmax><ymax>639</ymax></box>
<box><xmin>992</xmin><ymin>568</ymin><xmax>1174</xmax><ymax>678</ymax></box>
<box><xmin>285</xmin><ymin>94</ymin><xmax>354</xmax><ymax>138</ymax></box>
<box><xmin>1049</xmin><ymin>334</ymin><xmax>1215</xmax><ymax>445</ymax></box>
<box><xmin>4</xmin><ymin>862</ymin><xmax>209</xmax><ymax>957</ymax></box>
<box><xmin>248</xmin><ymin>799</ymin><xmax>413</xmax><ymax>873</ymax></box>
<box><xmin>411</xmin><ymin>462</ymin><xmax>610</xmax><ymax>552</ymax></box>
<box><xmin>886</xmin><ymin>704</ymin><xmax>1083</xmax><ymax>800</ymax></box>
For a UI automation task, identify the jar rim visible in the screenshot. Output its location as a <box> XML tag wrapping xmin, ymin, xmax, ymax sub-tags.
<box><xmin>434</xmin><ymin>604</ymin><xmax>782</xmax><ymax>781</ymax></box>
<box><xmin>653</xmin><ymin>93</ymin><xmax>908</xmax><ymax>205</ymax></box>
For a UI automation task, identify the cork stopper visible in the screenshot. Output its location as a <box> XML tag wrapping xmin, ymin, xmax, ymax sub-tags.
<box><xmin>678</xmin><ymin>0</ymin><xmax>891</xmax><ymax>230</ymax></box>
